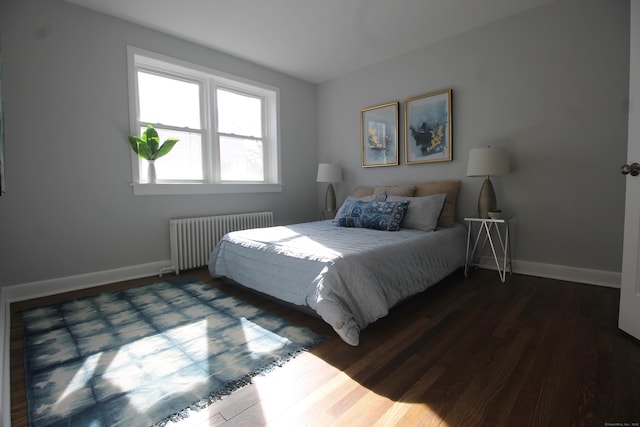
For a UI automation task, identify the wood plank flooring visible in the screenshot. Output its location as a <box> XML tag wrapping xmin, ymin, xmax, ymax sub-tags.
<box><xmin>10</xmin><ymin>268</ymin><xmax>640</xmax><ymax>426</ymax></box>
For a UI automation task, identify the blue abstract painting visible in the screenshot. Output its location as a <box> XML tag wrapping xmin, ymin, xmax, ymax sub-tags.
<box><xmin>361</xmin><ymin>102</ymin><xmax>399</xmax><ymax>167</ymax></box>
<box><xmin>404</xmin><ymin>89</ymin><xmax>452</xmax><ymax>164</ymax></box>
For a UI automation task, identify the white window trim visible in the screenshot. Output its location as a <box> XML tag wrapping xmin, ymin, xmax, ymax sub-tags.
<box><xmin>126</xmin><ymin>46</ymin><xmax>283</xmax><ymax>195</ymax></box>
<box><xmin>131</xmin><ymin>183</ymin><xmax>284</xmax><ymax>196</ymax></box>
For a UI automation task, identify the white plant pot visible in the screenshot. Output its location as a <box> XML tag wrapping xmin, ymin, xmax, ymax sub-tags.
<box><xmin>147</xmin><ymin>160</ymin><xmax>156</xmax><ymax>184</ymax></box>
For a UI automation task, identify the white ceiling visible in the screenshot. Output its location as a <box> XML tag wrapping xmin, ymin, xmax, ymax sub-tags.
<box><xmin>65</xmin><ymin>0</ymin><xmax>555</xmax><ymax>83</ymax></box>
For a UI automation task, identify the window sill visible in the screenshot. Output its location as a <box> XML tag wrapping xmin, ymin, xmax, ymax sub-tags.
<box><xmin>131</xmin><ymin>182</ymin><xmax>284</xmax><ymax>196</ymax></box>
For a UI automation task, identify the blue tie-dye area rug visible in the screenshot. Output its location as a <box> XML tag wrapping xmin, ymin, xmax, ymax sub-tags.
<box><xmin>21</xmin><ymin>277</ymin><xmax>325</xmax><ymax>427</ymax></box>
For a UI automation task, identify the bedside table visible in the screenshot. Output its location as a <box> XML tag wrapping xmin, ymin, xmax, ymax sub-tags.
<box><xmin>464</xmin><ymin>217</ymin><xmax>512</xmax><ymax>283</ymax></box>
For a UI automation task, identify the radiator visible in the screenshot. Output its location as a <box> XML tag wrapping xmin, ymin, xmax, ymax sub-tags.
<box><xmin>163</xmin><ymin>211</ymin><xmax>274</xmax><ymax>275</ymax></box>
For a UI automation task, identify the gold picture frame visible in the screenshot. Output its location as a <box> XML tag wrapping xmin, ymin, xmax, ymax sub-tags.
<box><xmin>404</xmin><ymin>89</ymin><xmax>452</xmax><ymax>164</ymax></box>
<box><xmin>361</xmin><ymin>102</ymin><xmax>399</xmax><ymax>167</ymax></box>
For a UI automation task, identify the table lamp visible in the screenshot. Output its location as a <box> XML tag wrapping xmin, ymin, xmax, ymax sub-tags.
<box><xmin>317</xmin><ymin>163</ymin><xmax>342</xmax><ymax>211</ymax></box>
<box><xmin>466</xmin><ymin>146</ymin><xmax>509</xmax><ymax>218</ymax></box>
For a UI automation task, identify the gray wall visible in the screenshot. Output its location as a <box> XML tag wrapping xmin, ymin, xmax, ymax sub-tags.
<box><xmin>0</xmin><ymin>0</ymin><xmax>318</xmax><ymax>286</ymax></box>
<box><xmin>318</xmin><ymin>0</ymin><xmax>629</xmax><ymax>273</ymax></box>
<box><xmin>0</xmin><ymin>0</ymin><xmax>630</xmax><ymax>287</ymax></box>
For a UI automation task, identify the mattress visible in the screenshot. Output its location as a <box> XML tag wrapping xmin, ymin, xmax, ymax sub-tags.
<box><xmin>208</xmin><ymin>220</ymin><xmax>467</xmax><ymax>345</ymax></box>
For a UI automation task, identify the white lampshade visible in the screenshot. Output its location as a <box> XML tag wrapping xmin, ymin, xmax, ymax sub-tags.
<box><xmin>466</xmin><ymin>147</ymin><xmax>509</xmax><ymax>177</ymax></box>
<box><xmin>317</xmin><ymin>163</ymin><xmax>342</xmax><ymax>183</ymax></box>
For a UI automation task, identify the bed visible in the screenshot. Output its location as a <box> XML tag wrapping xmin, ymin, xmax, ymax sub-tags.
<box><xmin>208</xmin><ymin>180</ymin><xmax>466</xmax><ymax>346</ymax></box>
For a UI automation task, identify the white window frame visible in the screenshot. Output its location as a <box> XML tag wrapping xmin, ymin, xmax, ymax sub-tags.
<box><xmin>126</xmin><ymin>46</ymin><xmax>282</xmax><ymax>195</ymax></box>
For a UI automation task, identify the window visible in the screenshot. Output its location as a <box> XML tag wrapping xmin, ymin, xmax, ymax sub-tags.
<box><xmin>127</xmin><ymin>46</ymin><xmax>282</xmax><ymax>195</ymax></box>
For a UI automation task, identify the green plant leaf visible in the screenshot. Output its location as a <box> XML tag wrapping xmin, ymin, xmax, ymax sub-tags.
<box><xmin>143</xmin><ymin>125</ymin><xmax>160</xmax><ymax>155</ymax></box>
<box><xmin>128</xmin><ymin>125</ymin><xmax>178</xmax><ymax>161</ymax></box>
<box><xmin>153</xmin><ymin>138</ymin><xmax>180</xmax><ymax>160</ymax></box>
<box><xmin>138</xmin><ymin>143</ymin><xmax>153</xmax><ymax>160</ymax></box>
<box><xmin>128</xmin><ymin>136</ymin><xmax>141</xmax><ymax>155</ymax></box>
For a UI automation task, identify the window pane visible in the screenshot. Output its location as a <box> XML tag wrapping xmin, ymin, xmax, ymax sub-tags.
<box><xmin>138</xmin><ymin>71</ymin><xmax>201</xmax><ymax>129</ymax></box>
<box><xmin>217</xmin><ymin>89</ymin><xmax>262</xmax><ymax>137</ymax></box>
<box><xmin>219</xmin><ymin>136</ymin><xmax>264</xmax><ymax>181</ymax></box>
<box><xmin>142</xmin><ymin>127</ymin><xmax>203</xmax><ymax>181</ymax></box>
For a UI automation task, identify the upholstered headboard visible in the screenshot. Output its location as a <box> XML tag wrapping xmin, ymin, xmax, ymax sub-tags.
<box><xmin>348</xmin><ymin>180</ymin><xmax>461</xmax><ymax>228</ymax></box>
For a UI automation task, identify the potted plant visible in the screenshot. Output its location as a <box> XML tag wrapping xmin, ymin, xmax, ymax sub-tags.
<box><xmin>128</xmin><ymin>125</ymin><xmax>179</xmax><ymax>183</ymax></box>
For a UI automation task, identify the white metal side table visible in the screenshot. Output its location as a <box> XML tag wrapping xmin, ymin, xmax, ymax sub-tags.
<box><xmin>464</xmin><ymin>217</ymin><xmax>512</xmax><ymax>283</ymax></box>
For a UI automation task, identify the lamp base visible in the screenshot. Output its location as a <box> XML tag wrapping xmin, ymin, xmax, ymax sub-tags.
<box><xmin>325</xmin><ymin>183</ymin><xmax>336</xmax><ymax>212</ymax></box>
<box><xmin>478</xmin><ymin>177</ymin><xmax>497</xmax><ymax>218</ymax></box>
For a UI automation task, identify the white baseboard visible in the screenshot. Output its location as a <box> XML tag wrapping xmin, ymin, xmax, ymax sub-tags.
<box><xmin>3</xmin><ymin>260</ymin><xmax>172</xmax><ymax>304</ymax></box>
<box><xmin>0</xmin><ymin>259</ymin><xmax>172</xmax><ymax>427</ymax></box>
<box><xmin>0</xmin><ymin>257</ymin><xmax>621</xmax><ymax>426</ymax></box>
<box><xmin>472</xmin><ymin>256</ymin><xmax>621</xmax><ymax>288</ymax></box>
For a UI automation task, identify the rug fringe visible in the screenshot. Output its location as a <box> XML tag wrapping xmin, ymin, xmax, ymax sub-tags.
<box><xmin>152</xmin><ymin>341</ymin><xmax>325</xmax><ymax>427</ymax></box>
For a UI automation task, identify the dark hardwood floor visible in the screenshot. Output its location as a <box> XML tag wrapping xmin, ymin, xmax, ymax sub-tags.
<box><xmin>10</xmin><ymin>268</ymin><xmax>640</xmax><ymax>426</ymax></box>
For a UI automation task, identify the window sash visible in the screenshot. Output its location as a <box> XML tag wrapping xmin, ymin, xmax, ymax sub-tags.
<box><xmin>137</xmin><ymin>70</ymin><xmax>203</xmax><ymax>130</ymax></box>
<box><xmin>215</xmin><ymin>87</ymin><xmax>263</xmax><ymax>138</ymax></box>
<box><xmin>127</xmin><ymin>46</ymin><xmax>281</xmax><ymax>194</ymax></box>
<box><xmin>219</xmin><ymin>134</ymin><xmax>265</xmax><ymax>182</ymax></box>
<box><xmin>138</xmin><ymin>123</ymin><xmax>206</xmax><ymax>182</ymax></box>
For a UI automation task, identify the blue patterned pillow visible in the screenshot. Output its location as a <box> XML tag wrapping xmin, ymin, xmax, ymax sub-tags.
<box><xmin>336</xmin><ymin>200</ymin><xmax>410</xmax><ymax>231</ymax></box>
<box><xmin>334</xmin><ymin>192</ymin><xmax>386</xmax><ymax>221</ymax></box>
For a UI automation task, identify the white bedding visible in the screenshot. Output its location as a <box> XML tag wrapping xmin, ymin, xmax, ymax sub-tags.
<box><xmin>208</xmin><ymin>220</ymin><xmax>467</xmax><ymax>345</ymax></box>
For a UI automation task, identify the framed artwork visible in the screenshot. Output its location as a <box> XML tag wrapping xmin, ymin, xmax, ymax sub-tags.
<box><xmin>404</xmin><ymin>89</ymin><xmax>452</xmax><ymax>164</ymax></box>
<box><xmin>361</xmin><ymin>102</ymin><xmax>399</xmax><ymax>167</ymax></box>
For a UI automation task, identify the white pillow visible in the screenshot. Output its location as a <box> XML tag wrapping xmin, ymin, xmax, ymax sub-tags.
<box><xmin>386</xmin><ymin>193</ymin><xmax>446</xmax><ymax>232</ymax></box>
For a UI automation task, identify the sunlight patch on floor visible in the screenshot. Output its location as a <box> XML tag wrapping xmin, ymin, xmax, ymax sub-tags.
<box><xmin>53</xmin><ymin>353</ymin><xmax>101</xmax><ymax>415</ymax></box>
<box><xmin>251</xmin><ymin>351</ymin><xmax>448</xmax><ymax>426</ymax></box>
<box><xmin>163</xmin><ymin>349</ymin><xmax>449</xmax><ymax>426</ymax></box>
<box><xmin>250</xmin><ymin>351</ymin><xmax>341</xmax><ymax>424</ymax></box>
<box><xmin>240</xmin><ymin>317</ymin><xmax>290</xmax><ymax>354</ymax></box>
<box><xmin>375</xmin><ymin>400</ymin><xmax>447</xmax><ymax>426</ymax></box>
<box><xmin>104</xmin><ymin>320</ymin><xmax>210</xmax><ymax>413</ymax></box>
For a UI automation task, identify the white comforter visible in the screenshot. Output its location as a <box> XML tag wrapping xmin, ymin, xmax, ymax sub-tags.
<box><xmin>208</xmin><ymin>220</ymin><xmax>467</xmax><ymax>345</ymax></box>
